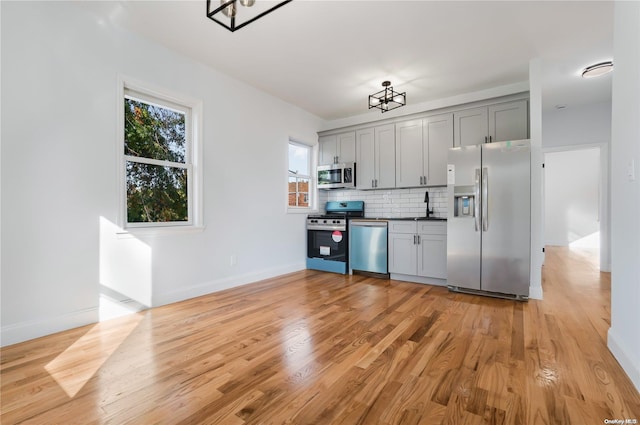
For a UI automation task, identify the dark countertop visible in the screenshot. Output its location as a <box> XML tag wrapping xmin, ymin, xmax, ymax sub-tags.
<box><xmin>356</xmin><ymin>217</ymin><xmax>447</xmax><ymax>222</ymax></box>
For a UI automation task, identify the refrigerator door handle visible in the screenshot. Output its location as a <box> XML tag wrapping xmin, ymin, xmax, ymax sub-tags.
<box><xmin>482</xmin><ymin>167</ymin><xmax>489</xmax><ymax>231</ymax></box>
<box><xmin>474</xmin><ymin>168</ymin><xmax>481</xmax><ymax>232</ymax></box>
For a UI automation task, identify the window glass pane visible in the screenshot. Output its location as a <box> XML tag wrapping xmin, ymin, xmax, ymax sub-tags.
<box><xmin>288</xmin><ymin>177</ymin><xmax>309</xmax><ymax>208</ymax></box>
<box><xmin>288</xmin><ymin>176</ymin><xmax>298</xmax><ymax>207</ymax></box>
<box><xmin>124</xmin><ymin>98</ymin><xmax>186</xmax><ymax>163</ymax></box>
<box><xmin>126</xmin><ymin>161</ymin><xmax>188</xmax><ymax>222</ymax></box>
<box><xmin>297</xmin><ymin>178</ymin><xmax>310</xmax><ymax>207</ymax></box>
<box><xmin>288</xmin><ymin>143</ymin><xmax>309</xmax><ymax>175</ymax></box>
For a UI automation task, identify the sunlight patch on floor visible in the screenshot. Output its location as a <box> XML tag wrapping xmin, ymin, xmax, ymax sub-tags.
<box><xmin>45</xmin><ymin>315</ymin><xmax>143</xmax><ymax>398</ymax></box>
<box><xmin>569</xmin><ymin>231</ymin><xmax>599</xmax><ymax>250</ymax></box>
<box><xmin>99</xmin><ymin>293</ymin><xmax>145</xmax><ymax>322</ymax></box>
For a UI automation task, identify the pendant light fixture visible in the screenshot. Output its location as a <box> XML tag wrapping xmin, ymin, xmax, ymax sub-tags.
<box><xmin>581</xmin><ymin>61</ymin><xmax>613</xmax><ymax>78</ymax></box>
<box><xmin>206</xmin><ymin>0</ymin><xmax>292</xmax><ymax>32</ymax></box>
<box><xmin>369</xmin><ymin>81</ymin><xmax>406</xmax><ymax>113</ymax></box>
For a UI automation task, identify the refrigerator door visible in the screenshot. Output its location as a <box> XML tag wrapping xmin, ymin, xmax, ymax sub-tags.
<box><xmin>481</xmin><ymin>140</ymin><xmax>530</xmax><ymax>297</ymax></box>
<box><xmin>447</xmin><ymin>145</ymin><xmax>482</xmax><ymax>290</ymax></box>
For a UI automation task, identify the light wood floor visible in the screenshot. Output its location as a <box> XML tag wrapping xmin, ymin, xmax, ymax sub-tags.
<box><xmin>2</xmin><ymin>246</ymin><xmax>639</xmax><ymax>424</ymax></box>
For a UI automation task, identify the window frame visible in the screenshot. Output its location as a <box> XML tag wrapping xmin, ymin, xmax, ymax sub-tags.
<box><xmin>117</xmin><ymin>76</ymin><xmax>203</xmax><ymax>233</ymax></box>
<box><xmin>287</xmin><ymin>139</ymin><xmax>316</xmax><ymax>213</ymax></box>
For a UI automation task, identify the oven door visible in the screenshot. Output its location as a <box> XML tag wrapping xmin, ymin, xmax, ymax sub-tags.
<box><xmin>307</xmin><ymin>228</ymin><xmax>347</xmax><ymax>261</ymax></box>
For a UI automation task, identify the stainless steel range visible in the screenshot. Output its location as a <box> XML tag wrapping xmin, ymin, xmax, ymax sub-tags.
<box><xmin>306</xmin><ymin>201</ymin><xmax>365</xmax><ymax>274</ymax></box>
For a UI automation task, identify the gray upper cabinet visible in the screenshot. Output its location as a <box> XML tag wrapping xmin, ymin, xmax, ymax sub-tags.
<box><xmin>453</xmin><ymin>107</ymin><xmax>488</xmax><ymax>147</ymax></box>
<box><xmin>395</xmin><ymin>119</ymin><xmax>423</xmax><ymax>188</ymax></box>
<box><xmin>488</xmin><ymin>101</ymin><xmax>529</xmax><ymax>143</ymax></box>
<box><xmin>318</xmin><ymin>131</ymin><xmax>356</xmax><ymax>165</ymax></box>
<box><xmin>454</xmin><ymin>100</ymin><xmax>528</xmax><ymax>147</ymax></box>
<box><xmin>424</xmin><ymin>114</ymin><xmax>453</xmax><ymax>186</ymax></box>
<box><xmin>356</xmin><ymin>124</ymin><xmax>395</xmax><ymax>189</ymax></box>
<box><xmin>395</xmin><ymin>113</ymin><xmax>453</xmax><ymax>188</ymax></box>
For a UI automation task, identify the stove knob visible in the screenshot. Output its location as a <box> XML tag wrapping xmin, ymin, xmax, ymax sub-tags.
<box><xmin>323</xmin><ymin>220</ymin><xmax>327</xmax><ymax>224</ymax></box>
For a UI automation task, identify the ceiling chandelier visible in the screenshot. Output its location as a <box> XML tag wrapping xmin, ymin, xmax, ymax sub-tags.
<box><xmin>206</xmin><ymin>0</ymin><xmax>292</xmax><ymax>32</ymax></box>
<box><xmin>368</xmin><ymin>81</ymin><xmax>406</xmax><ymax>113</ymax></box>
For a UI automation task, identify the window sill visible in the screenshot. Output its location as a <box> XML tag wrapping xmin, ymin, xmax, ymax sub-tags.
<box><xmin>116</xmin><ymin>225</ymin><xmax>205</xmax><ymax>239</ymax></box>
<box><xmin>287</xmin><ymin>207</ymin><xmax>318</xmax><ymax>215</ymax></box>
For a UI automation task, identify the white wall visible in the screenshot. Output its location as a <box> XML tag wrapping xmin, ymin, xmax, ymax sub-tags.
<box><xmin>0</xmin><ymin>2</ymin><xmax>323</xmax><ymax>345</ymax></box>
<box><xmin>608</xmin><ymin>1</ymin><xmax>640</xmax><ymax>392</ymax></box>
<box><xmin>543</xmin><ymin>101</ymin><xmax>612</xmax><ymax>148</ymax></box>
<box><xmin>544</xmin><ymin>148</ymin><xmax>600</xmax><ymax>246</ymax></box>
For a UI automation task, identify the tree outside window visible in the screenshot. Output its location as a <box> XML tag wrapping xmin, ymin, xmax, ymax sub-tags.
<box><xmin>124</xmin><ymin>90</ymin><xmax>193</xmax><ymax>226</ymax></box>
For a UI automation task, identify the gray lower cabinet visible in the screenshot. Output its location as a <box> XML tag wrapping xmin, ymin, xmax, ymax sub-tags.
<box><xmin>388</xmin><ymin>221</ymin><xmax>447</xmax><ymax>284</ymax></box>
<box><xmin>418</xmin><ymin>231</ymin><xmax>447</xmax><ymax>279</ymax></box>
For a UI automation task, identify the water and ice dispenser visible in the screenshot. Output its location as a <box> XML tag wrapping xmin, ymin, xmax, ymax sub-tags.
<box><xmin>453</xmin><ymin>186</ymin><xmax>476</xmax><ymax>217</ymax></box>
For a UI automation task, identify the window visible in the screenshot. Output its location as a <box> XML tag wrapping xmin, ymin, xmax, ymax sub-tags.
<box><xmin>288</xmin><ymin>141</ymin><xmax>313</xmax><ymax>210</ymax></box>
<box><xmin>120</xmin><ymin>80</ymin><xmax>202</xmax><ymax>229</ymax></box>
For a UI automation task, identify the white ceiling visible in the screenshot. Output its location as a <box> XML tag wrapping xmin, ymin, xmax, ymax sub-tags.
<box><xmin>79</xmin><ymin>0</ymin><xmax>614</xmax><ymax>121</ymax></box>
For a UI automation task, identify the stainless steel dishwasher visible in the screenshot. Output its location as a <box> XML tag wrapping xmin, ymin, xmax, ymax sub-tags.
<box><xmin>349</xmin><ymin>220</ymin><xmax>388</xmax><ymax>276</ymax></box>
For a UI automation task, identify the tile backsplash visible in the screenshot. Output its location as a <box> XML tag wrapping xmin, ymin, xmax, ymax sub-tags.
<box><xmin>319</xmin><ymin>186</ymin><xmax>448</xmax><ymax>218</ymax></box>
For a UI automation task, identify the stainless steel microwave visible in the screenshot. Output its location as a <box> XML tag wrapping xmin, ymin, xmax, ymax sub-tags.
<box><xmin>317</xmin><ymin>163</ymin><xmax>356</xmax><ymax>189</ymax></box>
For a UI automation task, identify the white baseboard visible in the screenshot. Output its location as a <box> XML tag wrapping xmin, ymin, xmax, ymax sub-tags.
<box><xmin>1</xmin><ymin>307</ymin><xmax>99</xmax><ymax>348</ymax></box>
<box><xmin>389</xmin><ymin>273</ymin><xmax>447</xmax><ymax>287</ymax></box>
<box><xmin>152</xmin><ymin>262</ymin><xmax>307</xmax><ymax>307</ymax></box>
<box><xmin>529</xmin><ymin>285</ymin><xmax>544</xmax><ymax>300</ymax></box>
<box><xmin>608</xmin><ymin>327</ymin><xmax>640</xmax><ymax>393</ymax></box>
<box><xmin>1</xmin><ymin>263</ymin><xmax>307</xmax><ymax>347</ymax></box>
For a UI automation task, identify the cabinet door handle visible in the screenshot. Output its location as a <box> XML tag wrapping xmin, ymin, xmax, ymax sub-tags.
<box><xmin>419</xmin><ymin>176</ymin><xmax>423</xmax><ymax>185</ymax></box>
<box><xmin>423</xmin><ymin>176</ymin><xmax>427</xmax><ymax>185</ymax></box>
<box><xmin>417</xmin><ymin>235</ymin><xmax>421</xmax><ymax>244</ymax></box>
<box><xmin>489</xmin><ymin>136</ymin><xmax>492</xmax><ymax>143</ymax></box>
<box><xmin>413</xmin><ymin>235</ymin><xmax>417</xmax><ymax>244</ymax></box>
<box><xmin>484</xmin><ymin>136</ymin><xmax>488</xmax><ymax>144</ymax></box>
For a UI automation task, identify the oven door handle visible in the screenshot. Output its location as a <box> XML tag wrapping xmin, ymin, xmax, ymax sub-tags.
<box><xmin>307</xmin><ymin>225</ymin><xmax>347</xmax><ymax>231</ymax></box>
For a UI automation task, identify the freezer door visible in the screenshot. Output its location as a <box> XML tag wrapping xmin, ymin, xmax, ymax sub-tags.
<box><xmin>481</xmin><ymin>140</ymin><xmax>530</xmax><ymax>297</ymax></box>
<box><xmin>447</xmin><ymin>145</ymin><xmax>481</xmax><ymax>290</ymax></box>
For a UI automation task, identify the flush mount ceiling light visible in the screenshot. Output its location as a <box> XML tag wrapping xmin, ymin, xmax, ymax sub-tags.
<box><xmin>369</xmin><ymin>81</ymin><xmax>406</xmax><ymax>113</ymax></box>
<box><xmin>581</xmin><ymin>61</ymin><xmax>614</xmax><ymax>79</ymax></box>
<box><xmin>206</xmin><ymin>0</ymin><xmax>292</xmax><ymax>32</ymax></box>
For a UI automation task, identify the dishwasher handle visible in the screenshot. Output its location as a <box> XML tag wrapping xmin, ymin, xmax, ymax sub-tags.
<box><xmin>350</xmin><ymin>221</ymin><xmax>388</xmax><ymax>227</ymax></box>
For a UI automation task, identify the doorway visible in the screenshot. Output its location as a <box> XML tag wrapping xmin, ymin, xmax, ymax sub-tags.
<box><xmin>543</xmin><ymin>145</ymin><xmax>609</xmax><ymax>270</ymax></box>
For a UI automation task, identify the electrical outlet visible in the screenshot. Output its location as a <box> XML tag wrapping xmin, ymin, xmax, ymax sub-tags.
<box><xmin>230</xmin><ymin>255</ymin><xmax>238</xmax><ymax>266</ymax></box>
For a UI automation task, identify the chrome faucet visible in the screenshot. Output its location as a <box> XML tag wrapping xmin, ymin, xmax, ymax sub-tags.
<box><xmin>425</xmin><ymin>191</ymin><xmax>434</xmax><ymax>218</ymax></box>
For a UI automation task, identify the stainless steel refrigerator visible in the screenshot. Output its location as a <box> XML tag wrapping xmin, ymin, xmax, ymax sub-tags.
<box><xmin>447</xmin><ymin>140</ymin><xmax>530</xmax><ymax>300</ymax></box>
